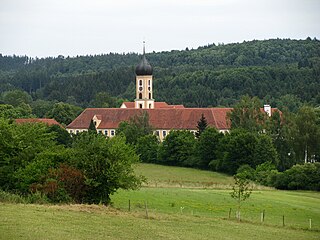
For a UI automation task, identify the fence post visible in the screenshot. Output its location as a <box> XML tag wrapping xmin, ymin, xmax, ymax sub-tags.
<box><xmin>263</xmin><ymin>210</ymin><xmax>265</xmax><ymax>222</ymax></box>
<box><xmin>309</xmin><ymin>219</ymin><xmax>312</xmax><ymax>230</ymax></box>
<box><xmin>282</xmin><ymin>215</ymin><xmax>285</xmax><ymax>227</ymax></box>
<box><xmin>145</xmin><ymin>201</ymin><xmax>149</xmax><ymax>219</ymax></box>
<box><xmin>228</xmin><ymin>208</ymin><xmax>231</xmax><ymax>219</ymax></box>
<box><xmin>128</xmin><ymin>199</ymin><xmax>131</xmax><ymax>212</ymax></box>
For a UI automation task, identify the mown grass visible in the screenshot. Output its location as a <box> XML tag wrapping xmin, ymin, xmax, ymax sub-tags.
<box><xmin>0</xmin><ymin>203</ymin><xmax>319</xmax><ymax>240</ymax></box>
<box><xmin>111</xmin><ymin>188</ymin><xmax>320</xmax><ymax>230</ymax></box>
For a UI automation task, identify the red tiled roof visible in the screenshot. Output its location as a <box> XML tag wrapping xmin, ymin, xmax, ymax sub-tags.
<box><xmin>67</xmin><ymin>108</ymin><xmax>232</xmax><ymax>130</ymax></box>
<box><xmin>15</xmin><ymin>118</ymin><xmax>63</xmax><ymax>127</ymax></box>
<box><xmin>121</xmin><ymin>102</ymin><xmax>185</xmax><ymax>109</ymax></box>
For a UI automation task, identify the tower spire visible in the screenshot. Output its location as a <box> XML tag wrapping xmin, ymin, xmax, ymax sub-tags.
<box><xmin>143</xmin><ymin>41</ymin><xmax>146</xmax><ymax>55</ymax></box>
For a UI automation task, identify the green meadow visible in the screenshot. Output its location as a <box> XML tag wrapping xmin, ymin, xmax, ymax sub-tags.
<box><xmin>0</xmin><ymin>163</ymin><xmax>319</xmax><ymax>240</ymax></box>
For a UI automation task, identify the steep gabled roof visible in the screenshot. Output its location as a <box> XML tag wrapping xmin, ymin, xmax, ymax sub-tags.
<box><xmin>67</xmin><ymin>108</ymin><xmax>232</xmax><ymax>130</ymax></box>
<box><xmin>15</xmin><ymin>118</ymin><xmax>63</xmax><ymax>127</ymax></box>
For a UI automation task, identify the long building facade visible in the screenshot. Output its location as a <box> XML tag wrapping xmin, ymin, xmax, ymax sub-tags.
<box><xmin>66</xmin><ymin>46</ymin><xmax>275</xmax><ymax>141</ymax></box>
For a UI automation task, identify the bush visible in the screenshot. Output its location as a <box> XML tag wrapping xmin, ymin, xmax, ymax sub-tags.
<box><xmin>254</xmin><ymin>161</ymin><xmax>277</xmax><ymax>186</ymax></box>
<box><xmin>236</xmin><ymin>164</ymin><xmax>255</xmax><ymax>180</ymax></box>
<box><xmin>273</xmin><ymin>163</ymin><xmax>320</xmax><ymax>190</ymax></box>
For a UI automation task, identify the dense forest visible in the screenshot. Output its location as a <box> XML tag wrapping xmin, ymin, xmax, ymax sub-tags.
<box><xmin>1</xmin><ymin>38</ymin><xmax>320</xmax><ymax>111</ymax></box>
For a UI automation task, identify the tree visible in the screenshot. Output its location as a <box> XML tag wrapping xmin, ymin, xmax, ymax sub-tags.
<box><xmin>136</xmin><ymin>134</ymin><xmax>159</xmax><ymax>163</ymax></box>
<box><xmin>196</xmin><ymin>127</ymin><xmax>222</xmax><ymax>169</ymax></box>
<box><xmin>292</xmin><ymin>106</ymin><xmax>320</xmax><ymax>163</ymax></box>
<box><xmin>70</xmin><ymin>132</ymin><xmax>143</xmax><ymax>204</ymax></box>
<box><xmin>228</xmin><ymin>95</ymin><xmax>266</xmax><ymax>132</ymax></box>
<box><xmin>158</xmin><ymin>130</ymin><xmax>197</xmax><ymax>167</ymax></box>
<box><xmin>46</xmin><ymin>102</ymin><xmax>82</xmax><ymax>125</ymax></box>
<box><xmin>117</xmin><ymin>112</ymin><xmax>153</xmax><ymax>145</ymax></box>
<box><xmin>215</xmin><ymin>129</ymin><xmax>257</xmax><ymax>174</ymax></box>
<box><xmin>47</xmin><ymin>124</ymin><xmax>73</xmax><ymax>147</ymax></box>
<box><xmin>0</xmin><ymin>120</ymin><xmax>58</xmax><ymax>190</ymax></box>
<box><xmin>88</xmin><ymin>119</ymin><xmax>96</xmax><ymax>132</ymax></box>
<box><xmin>230</xmin><ymin>175</ymin><xmax>252</xmax><ymax>221</ymax></box>
<box><xmin>0</xmin><ymin>104</ymin><xmax>33</xmax><ymax>119</ymax></box>
<box><xmin>195</xmin><ymin>114</ymin><xmax>208</xmax><ymax>138</ymax></box>
<box><xmin>1</xmin><ymin>90</ymin><xmax>32</xmax><ymax>107</ymax></box>
<box><xmin>89</xmin><ymin>92</ymin><xmax>117</xmax><ymax>108</ymax></box>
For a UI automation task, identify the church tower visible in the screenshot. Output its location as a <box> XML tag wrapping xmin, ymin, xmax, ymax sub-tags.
<box><xmin>134</xmin><ymin>42</ymin><xmax>154</xmax><ymax>109</ymax></box>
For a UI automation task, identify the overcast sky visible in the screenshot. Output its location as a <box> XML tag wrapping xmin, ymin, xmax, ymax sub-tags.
<box><xmin>1</xmin><ymin>0</ymin><xmax>319</xmax><ymax>57</ymax></box>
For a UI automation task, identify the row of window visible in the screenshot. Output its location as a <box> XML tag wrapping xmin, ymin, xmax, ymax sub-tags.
<box><xmin>69</xmin><ymin>129</ymin><xmax>115</xmax><ymax>136</ymax></box>
<box><xmin>97</xmin><ymin>129</ymin><xmax>115</xmax><ymax>136</ymax></box>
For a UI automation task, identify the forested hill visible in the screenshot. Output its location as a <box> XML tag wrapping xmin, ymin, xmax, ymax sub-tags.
<box><xmin>1</xmin><ymin>38</ymin><xmax>320</xmax><ymax>109</ymax></box>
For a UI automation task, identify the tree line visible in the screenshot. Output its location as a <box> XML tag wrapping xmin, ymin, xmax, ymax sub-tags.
<box><xmin>1</xmin><ymin>38</ymin><xmax>320</xmax><ymax>110</ymax></box>
<box><xmin>116</xmin><ymin>96</ymin><xmax>320</xmax><ymax>191</ymax></box>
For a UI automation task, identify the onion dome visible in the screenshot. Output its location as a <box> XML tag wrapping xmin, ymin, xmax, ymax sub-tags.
<box><xmin>135</xmin><ymin>42</ymin><xmax>153</xmax><ymax>76</ymax></box>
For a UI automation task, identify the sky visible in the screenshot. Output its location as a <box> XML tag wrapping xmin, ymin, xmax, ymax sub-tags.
<box><xmin>1</xmin><ymin>0</ymin><xmax>319</xmax><ymax>57</ymax></box>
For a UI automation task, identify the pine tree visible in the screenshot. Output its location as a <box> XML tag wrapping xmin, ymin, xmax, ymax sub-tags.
<box><xmin>196</xmin><ymin>114</ymin><xmax>207</xmax><ymax>138</ymax></box>
<box><xmin>88</xmin><ymin>119</ymin><xmax>96</xmax><ymax>133</ymax></box>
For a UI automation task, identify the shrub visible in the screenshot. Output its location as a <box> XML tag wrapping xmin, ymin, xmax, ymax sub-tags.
<box><xmin>273</xmin><ymin>163</ymin><xmax>320</xmax><ymax>190</ymax></box>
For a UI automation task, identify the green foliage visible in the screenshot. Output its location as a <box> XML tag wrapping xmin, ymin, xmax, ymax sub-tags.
<box><xmin>236</xmin><ymin>164</ymin><xmax>255</xmax><ymax>180</ymax></box>
<box><xmin>254</xmin><ymin>161</ymin><xmax>278</xmax><ymax>186</ymax></box>
<box><xmin>71</xmin><ymin>132</ymin><xmax>143</xmax><ymax>204</ymax></box>
<box><xmin>291</xmin><ymin>106</ymin><xmax>320</xmax><ymax>163</ymax></box>
<box><xmin>215</xmin><ymin>129</ymin><xmax>278</xmax><ymax>174</ymax></box>
<box><xmin>89</xmin><ymin>91</ymin><xmax>118</xmax><ymax>108</ymax></box>
<box><xmin>117</xmin><ymin>112</ymin><xmax>153</xmax><ymax>145</ymax></box>
<box><xmin>1</xmin><ymin>39</ymin><xmax>320</xmax><ymax>108</ymax></box>
<box><xmin>195</xmin><ymin>114</ymin><xmax>208</xmax><ymax>138</ymax></box>
<box><xmin>0</xmin><ymin>118</ymin><xmax>142</xmax><ymax>204</ymax></box>
<box><xmin>46</xmin><ymin>102</ymin><xmax>82</xmax><ymax>125</ymax></box>
<box><xmin>273</xmin><ymin>163</ymin><xmax>320</xmax><ymax>190</ymax></box>
<box><xmin>228</xmin><ymin>95</ymin><xmax>266</xmax><ymax>132</ymax></box>
<box><xmin>0</xmin><ymin>120</ymin><xmax>57</xmax><ymax>189</ymax></box>
<box><xmin>196</xmin><ymin>127</ymin><xmax>222</xmax><ymax>169</ymax></box>
<box><xmin>0</xmin><ymin>104</ymin><xmax>33</xmax><ymax>119</ymax></box>
<box><xmin>47</xmin><ymin>124</ymin><xmax>73</xmax><ymax>147</ymax></box>
<box><xmin>88</xmin><ymin>119</ymin><xmax>96</xmax><ymax>132</ymax></box>
<box><xmin>1</xmin><ymin>90</ymin><xmax>32</xmax><ymax>107</ymax></box>
<box><xmin>158</xmin><ymin>130</ymin><xmax>196</xmax><ymax>167</ymax></box>
<box><xmin>31</xmin><ymin>99</ymin><xmax>53</xmax><ymax>118</ymax></box>
<box><xmin>136</xmin><ymin>134</ymin><xmax>159</xmax><ymax>163</ymax></box>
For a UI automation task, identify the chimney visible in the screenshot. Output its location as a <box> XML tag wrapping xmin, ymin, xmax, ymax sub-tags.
<box><xmin>264</xmin><ymin>104</ymin><xmax>271</xmax><ymax>117</ymax></box>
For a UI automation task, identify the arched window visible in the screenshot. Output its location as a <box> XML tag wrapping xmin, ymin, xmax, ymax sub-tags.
<box><xmin>149</xmin><ymin>93</ymin><xmax>151</xmax><ymax>99</ymax></box>
<box><xmin>139</xmin><ymin>93</ymin><xmax>142</xmax><ymax>99</ymax></box>
<box><xmin>139</xmin><ymin>80</ymin><xmax>143</xmax><ymax>86</ymax></box>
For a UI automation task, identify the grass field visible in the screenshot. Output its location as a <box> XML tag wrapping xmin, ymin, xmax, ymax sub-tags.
<box><xmin>134</xmin><ymin>163</ymin><xmax>234</xmax><ymax>188</ymax></box>
<box><xmin>0</xmin><ymin>163</ymin><xmax>319</xmax><ymax>240</ymax></box>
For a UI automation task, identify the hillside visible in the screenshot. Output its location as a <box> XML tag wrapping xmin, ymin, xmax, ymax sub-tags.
<box><xmin>1</xmin><ymin>163</ymin><xmax>319</xmax><ymax>239</ymax></box>
<box><xmin>134</xmin><ymin>163</ymin><xmax>234</xmax><ymax>188</ymax></box>
<box><xmin>1</xmin><ymin>38</ymin><xmax>320</xmax><ymax>109</ymax></box>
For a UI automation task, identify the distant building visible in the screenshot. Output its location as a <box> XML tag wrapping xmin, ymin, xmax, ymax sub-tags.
<box><xmin>15</xmin><ymin>118</ymin><xmax>63</xmax><ymax>128</ymax></box>
<box><xmin>67</xmin><ymin>44</ymin><xmax>276</xmax><ymax>141</ymax></box>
